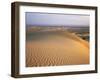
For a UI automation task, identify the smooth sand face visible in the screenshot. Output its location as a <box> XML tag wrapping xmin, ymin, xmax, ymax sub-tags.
<box><xmin>26</xmin><ymin>31</ymin><xmax>89</xmax><ymax>67</ymax></box>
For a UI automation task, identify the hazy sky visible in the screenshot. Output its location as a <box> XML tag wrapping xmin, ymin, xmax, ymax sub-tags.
<box><xmin>26</xmin><ymin>12</ymin><xmax>89</xmax><ymax>27</ymax></box>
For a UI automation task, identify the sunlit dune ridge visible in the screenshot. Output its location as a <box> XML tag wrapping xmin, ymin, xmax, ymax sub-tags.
<box><xmin>26</xmin><ymin>30</ymin><xmax>89</xmax><ymax>67</ymax></box>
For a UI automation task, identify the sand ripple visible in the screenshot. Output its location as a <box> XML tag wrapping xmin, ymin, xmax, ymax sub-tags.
<box><xmin>26</xmin><ymin>31</ymin><xmax>89</xmax><ymax>67</ymax></box>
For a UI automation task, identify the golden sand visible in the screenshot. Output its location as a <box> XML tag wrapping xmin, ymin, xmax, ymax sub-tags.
<box><xmin>26</xmin><ymin>31</ymin><xmax>89</xmax><ymax>67</ymax></box>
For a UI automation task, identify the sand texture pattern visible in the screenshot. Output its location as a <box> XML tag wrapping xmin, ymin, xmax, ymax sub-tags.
<box><xmin>26</xmin><ymin>31</ymin><xmax>89</xmax><ymax>67</ymax></box>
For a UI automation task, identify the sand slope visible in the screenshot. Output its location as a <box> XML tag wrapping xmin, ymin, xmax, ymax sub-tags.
<box><xmin>26</xmin><ymin>31</ymin><xmax>89</xmax><ymax>67</ymax></box>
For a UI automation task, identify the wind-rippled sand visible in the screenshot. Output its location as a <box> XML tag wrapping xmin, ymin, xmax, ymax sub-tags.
<box><xmin>26</xmin><ymin>31</ymin><xmax>89</xmax><ymax>67</ymax></box>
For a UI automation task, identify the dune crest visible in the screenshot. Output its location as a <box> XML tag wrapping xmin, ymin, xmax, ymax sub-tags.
<box><xmin>26</xmin><ymin>31</ymin><xmax>89</xmax><ymax>67</ymax></box>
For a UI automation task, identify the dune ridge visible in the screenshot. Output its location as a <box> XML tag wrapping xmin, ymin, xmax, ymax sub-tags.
<box><xmin>26</xmin><ymin>31</ymin><xmax>89</xmax><ymax>67</ymax></box>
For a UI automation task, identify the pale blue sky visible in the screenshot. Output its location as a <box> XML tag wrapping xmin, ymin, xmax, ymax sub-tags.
<box><xmin>26</xmin><ymin>12</ymin><xmax>89</xmax><ymax>27</ymax></box>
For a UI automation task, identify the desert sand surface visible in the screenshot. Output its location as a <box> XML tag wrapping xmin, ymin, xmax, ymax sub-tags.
<box><xmin>26</xmin><ymin>30</ymin><xmax>89</xmax><ymax>67</ymax></box>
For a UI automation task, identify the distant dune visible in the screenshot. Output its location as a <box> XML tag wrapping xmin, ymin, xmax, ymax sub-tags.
<box><xmin>26</xmin><ymin>30</ymin><xmax>89</xmax><ymax>67</ymax></box>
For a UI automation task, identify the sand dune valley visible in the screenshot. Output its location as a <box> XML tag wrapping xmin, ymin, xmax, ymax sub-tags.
<box><xmin>26</xmin><ymin>27</ymin><xmax>89</xmax><ymax>67</ymax></box>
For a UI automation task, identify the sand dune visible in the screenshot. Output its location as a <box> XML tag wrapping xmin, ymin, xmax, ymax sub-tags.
<box><xmin>26</xmin><ymin>31</ymin><xmax>89</xmax><ymax>67</ymax></box>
